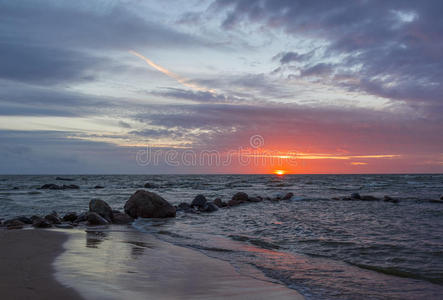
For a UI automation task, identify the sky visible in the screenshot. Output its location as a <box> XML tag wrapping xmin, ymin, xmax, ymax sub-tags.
<box><xmin>0</xmin><ymin>0</ymin><xmax>442</xmax><ymax>174</ymax></box>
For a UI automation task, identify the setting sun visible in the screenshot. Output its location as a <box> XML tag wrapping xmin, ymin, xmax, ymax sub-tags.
<box><xmin>273</xmin><ymin>170</ymin><xmax>286</xmax><ymax>175</ymax></box>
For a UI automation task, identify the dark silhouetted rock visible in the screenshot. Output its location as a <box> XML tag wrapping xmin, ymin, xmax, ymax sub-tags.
<box><xmin>74</xmin><ymin>212</ymin><xmax>88</xmax><ymax>223</ymax></box>
<box><xmin>62</xmin><ymin>184</ymin><xmax>79</xmax><ymax>189</ymax></box>
<box><xmin>124</xmin><ymin>190</ymin><xmax>176</xmax><ymax>218</ymax></box>
<box><xmin>248</xmin><ymin>196</ymin><xmax>262</xmax><ymax>202</ymax></box>
<box><xmin>15</xmin><ymin>216</ymin><xmax>33</xmax><ymax>224</ymax></box>
<box><xmin>429</xmin><ymin>199</ymin><xmax>443</xmax><ymax>204</ymax></box>
<box><xmin>45</xmin><ymin>214</ymin><xmax>61</xmax><ymax>224</ymax></box>
<box><xmin>94</xmin><ymin>185</ymin><xmax>104</xmax><ymax>189</ymax></box>
<box><xmin>228</xmin><ymin>192</ymin><xmax>249</xmax><ymax>206</ymax></box>
<box><xmin>40</xmin><ymin>183</ymin><xmax>62</xmax><ymax>190</ymax></box>
<box><xmin>144</xmin><ymin>183</ymin><xmax>159</xmax><ymax>188</ymax></box>
<box><xmin>200</xmin><ymin>202</ymin><xmax>218</xmax><ymax>213</ymax></box>
<box><xmin>213</xmin><ymin>198</ymin><xmax>227</xmax><ymax>207</ymax></box>
<box><xmin>87</xmin><ymin>212</ymin><xmax>109</xmax><ymax>225</ymax></box>
<box><xmin>360</xmin><ymin>195</ymin><xmax>380</xmax><ymax>201</ymax></box>
<box><xmin>6</xmin><ymin>219</ymin><xmax>24</xmax><ymax>230</ymax></box>
<box><xmin>384</xmin><ymin>196</ymin><xmax>399</xmax><ymax>203</ymax></box>
<box><xmin>351</xmin><ymin>193</ymin><xmax>361</xmax><ymax>199</ymax></box>
<box><xmin>32</xmin><ymin>217</ymin><xmax>52</xmax><ymax>228</ymax></box>
<box><xmin>62</xmin><ymin>212</ymin><xmax>78</xmax><ymax>222</ymax></box>
<box><xmin>89</xmin><ymin>199</ymin><xmax>113</xmax><ymax>222</ymax></box>
<box><xmin>282</xmin><ymin>192</ymin><xmax>294</xmax><ymax>200</ymax></box>
<box><xmin>56</xmin><ymin>177</ymin><xmax>74</xmax><ymax>181</ymax></box>
<box><xmin>112</xmin><ymin>212</ymin><xmax>134</xmax><ymax>224</ymax></box>
<box><xmin>191</xmin><ymin>194</ymin><xmax>207</xmax><ymax>208</ymax></box>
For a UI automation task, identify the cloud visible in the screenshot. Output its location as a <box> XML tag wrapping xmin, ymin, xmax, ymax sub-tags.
<box><xmin>213</xmin><ymin>0</ymin><xmax>443</xmax><ymax>114</ymax></box>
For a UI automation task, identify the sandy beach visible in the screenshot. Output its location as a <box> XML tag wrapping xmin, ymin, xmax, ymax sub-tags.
<box><xmin>1</xmin><ymin>228</ymin><xmax>304</xmax><ymax>299</ymax></box>
<box><xmin>0</xmin><ymin>229</ymin><xmax>81</xmax><ymax>300</ymax></box>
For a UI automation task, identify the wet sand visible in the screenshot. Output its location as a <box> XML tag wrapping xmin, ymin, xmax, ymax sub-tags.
<box><xmin>56</xmin><ymin>227</ymin><xmax>304</xmax><ymax>300</ymax></box>
<box><xmin>0</xmin><ymin>229</ymin><xmax>81</xmax><ymax>300</ymax></box>
<box><xmin>1</xmin><ymin>228</ymin><xmax>303</xmax><ymax>299</ymax></box>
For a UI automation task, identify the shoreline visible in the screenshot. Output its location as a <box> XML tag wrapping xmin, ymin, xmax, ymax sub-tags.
<box><xmin>1</xmin><ymin>227</ymin><xmax>304</xmax><ymax>299</ymax></box>
<box><xmin>0</xmin><ymin>229</ymin><xmax>82</xmax><ymax>300</ymax></box>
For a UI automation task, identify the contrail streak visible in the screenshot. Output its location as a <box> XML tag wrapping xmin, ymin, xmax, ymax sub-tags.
<box><xmin>129</xmin><ymin>50</ymin><xmax>214</xmax><ymax>93</ymax></box>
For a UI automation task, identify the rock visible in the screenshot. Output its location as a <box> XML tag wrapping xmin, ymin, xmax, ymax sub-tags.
<box><xmin>228</xmin><ymin>192</ymin><xmax>249</xmax><ymax>206</ymax></box>
<box><xmin>191</xmin><ymin>194</ymin><xmax>207</xmax><ymax>208</ymax></box>
<box><xmin>112</xmin><ymin>210</ymin><xmax>122</xmax><ymax>214</ymax></box>
<box><xmin>87</xmin><ymin>212</ymin><xmax>109</xmax><ymax>226</ymax></box>
<box><xmin>55</xmin><ymin>177</ymin><xmax>74</xmax><ymax>181</ymax></box>
<box><xmin>124</xmin><ymin>190</ymin><xmax>176</xmax><ymax>218</ymax></box>
<box><xmin>429</xmin><ymin>199</ymin><xmax>443</xmax><ymax>204</ymax></box>
<box><xmin>74</xmin><ymin>212</ymin><xmax>88</xmax><ymax>223</ymax></box>
<box><xmin>6</xmin><ymin>219</ymin><xmax>24</xmax><ymax>230</ymax></box>
<box><xmin>89</xmin><ymin>199</ymin><xmax>113</xmax><ymax>222</ymax></box>
<box><xmin>440</xmin><ymin>195</ymin><xmax>443</xmax><ymax>200</ymax></box>
<box><xmin>213</xmin><ymin>198</ymin><xmax>227</xmax><ymax>207</ymax></box>
<box><xmin>360</xmin><ymin>195</ymin><xmax>380</xmax><ymax>201</ymax></box>
<box><xmin>32</xmin><ymin>217</ymin><xmax>52</xmax><ymax>228</ymax></box>
<box><xmin>45</xmin><ymin>214</ymin><xmax>61</xmax><ymax>224</ymax></box>
<box><xmin>40</xmin><ymin>183</ymin><xmax>61</xmax><ymax>190</ymax></box>
<box><xmin>351</xmin><ymin>193</ymin><xmax>361</xmax><ymax>199</ymax></box>
<box><xmin>248</xmin><ymin>196</ymin><xmax>263</xmax><ymax>202</ymax></box>
<box><xmin>112</xmin><ymin>212</ymin><xmax>134</xmax><ymax>224</ymax></box>
<box><xmin>62</xmin><ymin>212</ymin><xmax>78</xmax><ymax>222</ymax></box>
<box><xmin>177</xmin><ymin>202</ymin><xmax>191</xmax><ymax>211</ymax></box>
<box><xmin>383</xmin><ymin>196</ymin><xmax>399</xmax><ymax>203</ymax></box>
<box><xmin>94</xmin><ymin>185</ymin><xmax>104</xmax><ymax>189</ymax></box>
<box><xmin>282</xmin><ymin>192</ymin><xmax>294</xmax><ymax>200</ymax></box>
<box><xmin>144</xmin><ymin>183</ymin><xmax>159</xmax><ymax>188</ymax></box>
<box><xmin>62</xmin><ymin>184</ymin><xmax>79</xmax><ymax>189</ymax></box>
<box><xmin>55</xmin><ymin>223</ymin><xmax>74</xmax><ymax>229</ymax></box>
<box><xmin>200</xmin><ymin>202</ymin><xmax>218</xmax><ymax>213</ymax></box>
<box><xmin>15</xmin><ymin>216</ymin><xmax>33</xmax><ymax>224</ymax></box>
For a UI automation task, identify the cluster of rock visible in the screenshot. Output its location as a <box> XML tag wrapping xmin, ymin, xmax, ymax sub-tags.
<box><xmin>332</xmin><ymin>193</ymin><xmax>399</xmax><ymax>203</ymax></box>
<box><xmin>1</xmin><ymin>189</ymin><xmax>296</xmax><ymax>230</ymax></box>
<box><xmin>39</xmin><ymin>183</ymin><xmax>79</xmax><ymax>190</ymax></box>
<box><xmin>176</xmin><ymin>191</ymin><xmax>294</xmax><ymax>213</ymax></box>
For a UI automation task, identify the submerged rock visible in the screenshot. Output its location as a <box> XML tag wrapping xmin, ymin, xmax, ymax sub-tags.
<box><xmin>55</xmin><ymin>177</ymin><xmax>74</xmax><ymax>181</ymax></box>
<box><xmin>248</xmin><ymin>196</ymin><xmax>263</xmax><ymax>203</ymax></box>
<box><xmin>351</xmin><ymin>193</ymin><xmax>361</xmax><ymax>199</ymax></box>
<box><xmin>62</xmin><ymin>212</ymin><xmax>78</xmax><ymax>222</ymax></box>
<box><xmin>282</xmin><ymin>192</ymin><xmax>294</xmax><ymax>200</ymax></box>
<box><xmin>228</xmin><ymin>192</ymin><xmax>249</xmax><ymax>206</ymax></box>
<box><xmin>87</xmin><ymin>212</ymin><xmax>109</xmax><ymax>225</ymax></box>
<box><xmin>89</xmin><ymin>199</ymin><xmax>113</xmax><ymax>222</ymax></box>
<box><xmin>124</xmin><ymin>190</ymin><xmax>176</xmax><ymax>218</ymax></box>
<box><xmin>94</xmin><ymin>185</ymin><xmax>105</xmax><ymax>189</ymax></box>
<box><xmin>360</xmin><ymin>195</ymin><xmax>380</xmax><ymax>201</ymax></box>
<box><xmin>62</xmin><ymin>184</ymin><xmax>79</xmax><ymax>189</ymax></box>
<box><xmin>191</xmin><ymin>194</ymin><xmax>207</xmax><ymax>208</ymax></box>
<box><xmin>39</xmin><ymin>183</ymin><xmax>79</xmax><ymax>190</ymax></box>
<box><xmin>144</xmin><ymin>182</ymin><xmax>159</xmax><ymax>189</ymax></box>
<box><xmin>112</xmin><ymin>212</ymin><xmax>134</xmax><ymax>224</ymax></box>
<box><xmin>384</xmin><ymin>196</ymin><xmax>399</xmax><ymax>203</ymax></box>
<box><xmin>177</xmin><ymin>202</ymin><xmax>191</xmax><ymax>211</ymax></box>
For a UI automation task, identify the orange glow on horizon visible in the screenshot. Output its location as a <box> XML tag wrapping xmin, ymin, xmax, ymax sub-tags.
<box><xmin>273</xmin><ymin>170</ymin><xmax>286</xmax><ymax>175</ymax></box>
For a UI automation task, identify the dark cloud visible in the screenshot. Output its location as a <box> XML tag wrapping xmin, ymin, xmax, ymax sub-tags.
<box><xmin>273</xmin><ymin>51</ymin><xmax>313</xmax><ymax>64</ymax></box>
<box><xmin>213</xmin><ymin>0</ymin><xmax>443</xmax><ymax>112</ymax></box>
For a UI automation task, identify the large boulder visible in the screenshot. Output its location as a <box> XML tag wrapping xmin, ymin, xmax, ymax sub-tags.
<box><xmin>228</xmin><ymin>192</ymin><xmax>249</xmax><ymax>206</ymax></box>
<box><xmin>74</xmin><ymin>212</ymin><xmax>88</xmax><ymax>223</ymax></box>
<box><xmin>191</xmin><ymin>194</ymin><xmax>207</xmax><ymax>208</ymax></box>
<box><xmin>89</xmin><ymin>199</ymin><xmax>113</xmax><ymax>222</ymax></box>
<box><xmin>200</xmin><ymin>202</ymin><xmax>218</xmax><ymax>213</ymax></box>
<box><xmin>15</xmin><ymin>216</ymin><xmax>33</xmax><ymax>224</ymax></box>
<box><xmin>112</xmin><ymin>212</ymin><xmax>134</xmax><ymax>224</ymax></box>
<box><xmin>5</xmin><ymin>219</ymin><xmax>25</xmax><ymax>229</ymax></box>
<box><xmin>45</xmin><ymin>213</ymin><xmax>61</xmax><ymax>224</ymax></box>
<box><xmin>87</xmin><ymin>212</ymin><xmax>109</xmax><ymax>226</ymax></box>
<box><xmin>124</xmin><ymin>190</ymin><xmax>176</xmax><ymax>218</ymax></box>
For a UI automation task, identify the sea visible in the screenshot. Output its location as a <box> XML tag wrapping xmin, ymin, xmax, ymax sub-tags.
<box><xmin>1</xmin><ymin>174</ymin><xmax>443</xmax><ymax>299</ymax></box>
